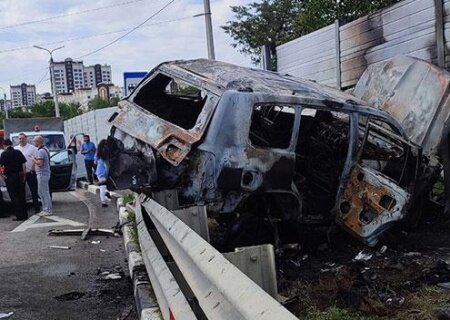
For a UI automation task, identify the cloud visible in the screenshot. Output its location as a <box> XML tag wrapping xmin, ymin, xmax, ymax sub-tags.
<box><xmin>0</xmin><ymin>0</ymin><xmax>255</xmax><ymax>95</ymax></box>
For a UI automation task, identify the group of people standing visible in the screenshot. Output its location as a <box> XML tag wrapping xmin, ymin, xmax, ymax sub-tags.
<box><xmin>0</xmin><ymin>133</ymin><xmax>52</xmax><ymax>221</ymax></box>
<box><xmin>0</xmin><ymin>133</ymin><xmax>110</xmax><ymax>221</ymax></box>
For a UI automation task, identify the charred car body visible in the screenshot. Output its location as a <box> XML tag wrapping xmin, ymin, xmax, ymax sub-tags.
<box><xmin>106</xmin><ymin>59</ymin><xmax>424</xmax><ymax>247</ymax></box>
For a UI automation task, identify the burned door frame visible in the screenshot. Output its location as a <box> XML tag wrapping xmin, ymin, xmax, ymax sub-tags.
<box><xmin>335</xmin><ymin>114</ymin><xmax>420</xmax><ymax>246</ymax></box>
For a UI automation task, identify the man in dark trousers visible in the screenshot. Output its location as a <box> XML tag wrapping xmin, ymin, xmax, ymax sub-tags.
<box><xmin>0</xmin><ymin>139</ymin><xmax>27</xmax><ymax>221</ymax></box>
<box><xmin>81</xmin><ymin>135</ymin><xmax>96</xmax><ymax>184</ymax></box>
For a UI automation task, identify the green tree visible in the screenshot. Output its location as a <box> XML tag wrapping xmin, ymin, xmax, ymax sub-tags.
<box><xmin>0</xmin><ymin>111</ymin><xmax>6</xmax><ymax>129</ymax></box>
<box><xmin>222</xmin><ymin>0</ymin><xmax>302</xmax><ymax>68</ymax></box>
<box><xmin>223</xmin><ymin>0</ymin><xmax>401</xmax><ymax>67</ymax></box>
<box><xmin>110</xmin><ymin>97</ymin><xmax>120</xmax><ymax>106</ymax></box>
<box><xmin>295</xmin><ymin>0</ymin><xmax>401</xmax><ymax>35</ymax></box>
<box><xmin>9</xmin><ymin>108</ymin><xmax>33</xmax><ymax>118</ymax></box>
<box><xmin>88</xmin><ymin>96</ymin><xmax>110</xmax><ymax>110</ymax></box>
<box><xmin>31</xmin><ymin>101</ymin><xmax>56</xmax><ymax>118</ymax></box>
<box><xmin>59</xmin><ymin>102</ymin><xmax>81</xmax><ymax>120</ymax></box>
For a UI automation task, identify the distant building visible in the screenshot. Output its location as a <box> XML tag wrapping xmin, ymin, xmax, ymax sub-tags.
<box><xmin>0</xmin><ymin>99</ymin><xmax>12</xmax><ymax>112</ymax></box>
<box><xmin>50</xmin><ymin>58</ymin><xmax>112</xmax><ymax>94</ymax></box>
<box><xmin>83</xmin><ymin>64</ymin><xmax>112</xmax><ymax>88</ymax></box>
<box><xmin>56</xmin><ymin>83</ymin><xmax>123</xmax><ymax>112</ymax></box>
<box><xmin>36</xmin><ymin>92</ymin><xmax>53</xmax><ymax>103</ymax></box>
<box><xmin>10</xmin><ymin>83</ymin><xmax>36</xmax><ymax>108</ymax></box>
<box><xmin>98</xmin><ymin>83</ymin><xmax>123</xmax><ymax>102</ymax></box>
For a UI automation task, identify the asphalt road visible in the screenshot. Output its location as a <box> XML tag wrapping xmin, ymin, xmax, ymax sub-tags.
<box><xmin>0</xmin><ymin>190</ymin><xmax>137</xmax><ymax>320</ymax></box>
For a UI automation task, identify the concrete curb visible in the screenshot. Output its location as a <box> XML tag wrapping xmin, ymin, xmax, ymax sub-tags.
<box><xmin>77</xmin><ymin>181</ymin><xmax>162</xmax><ymax>320</ymax></box>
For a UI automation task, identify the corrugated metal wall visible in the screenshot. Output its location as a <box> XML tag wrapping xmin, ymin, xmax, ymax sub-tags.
<box><xmin>64</xmin><ymin>107</ymin><xmax>117</xmax><ymax>144</ymax></box>
<box><xmin>277</xmin><ymin>0</ymin><xmax>447</xmax><ymax>89</ymax></box>
<box><xmin>277</xmin><ymin>24</ymin><xmax>338</xmax><ymax>87</ymax></box>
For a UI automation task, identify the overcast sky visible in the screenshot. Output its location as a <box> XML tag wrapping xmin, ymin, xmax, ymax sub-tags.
<box><xmin>0</xmin><ymin>0</ymin><xmax>255</xmax><ymax>97</ymax></box>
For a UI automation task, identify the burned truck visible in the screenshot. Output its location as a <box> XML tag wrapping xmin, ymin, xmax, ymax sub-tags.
<box><xmin>106</xmin><ymin>59</ymin><xmax>424</xmax><ymax>248</ymax></box>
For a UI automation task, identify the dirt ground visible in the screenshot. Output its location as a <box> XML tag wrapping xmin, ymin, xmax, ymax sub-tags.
<box><xmin>278</xmin><ymin>212</ymin><xmax>450</xmax><ymax>320</ymax></box>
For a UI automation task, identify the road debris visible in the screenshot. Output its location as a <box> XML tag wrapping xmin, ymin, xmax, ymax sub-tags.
<box><xmin>91</xmin><ymin>240</ymin><xmax>101</xmax><ymax>245</ymax></box>
<box><xmin>353</xmin><ymin>251</ymin><xmax>373</xmax><ymax>261</ymax></box>
<box><xmin>49</xmin><ymin>228</ymin><xmax>120</xmax><ymax>239</ymax></box>
<box><xmin>105</xmin><ymin>273</ymin><xmax>122</xmax><ymax>280</ymax></box>
<box><xmin>49</xmin><ymin>245</ymin><xmax>71</xmax><ymax>250</ymax></box>
<box><xmin>438</xmin><ymin>282</ymin><xmax>450</xmax><ymax>289</ymax></box>
<box><xmin>403</xmin><ymin>252</ymin><xmax>422</xmax><ymax>257</ymax></box>
<box><xmin>54</xmin><ymin>291</ymin><xmax>85</xmax><ymax>301</ymax></box>
<box><xmin>379</xmin><ymin>245</ymin><xmax>388</xmax><ymax>254</ymax></box>
<box><xmin>0</xmin><ymin>312</ymin><xmax>13</xmax><ymax>319</ymax></box>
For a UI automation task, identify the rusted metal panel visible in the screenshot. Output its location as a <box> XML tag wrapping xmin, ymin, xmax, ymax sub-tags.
<box><xmin>336</xmin><ymin>165</ymin><xmax>410</xmax><ymax>246</ymax></box>
<box><xmin>353</xmin><ymin>55</ymin><xmax>450</xmax><ymax>156</ymax></box>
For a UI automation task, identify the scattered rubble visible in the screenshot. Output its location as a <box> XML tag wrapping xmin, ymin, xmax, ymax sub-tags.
<box><xmin>353</xmin><ymin>251</ymin><xmax>373</xmax><ymax>262</ymax></box>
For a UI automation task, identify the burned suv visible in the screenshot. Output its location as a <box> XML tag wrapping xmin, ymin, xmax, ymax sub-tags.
<box><xmin>106</xmin><ymin>59</ymin><xmax>422</xmax><ymax>247</ymax></box>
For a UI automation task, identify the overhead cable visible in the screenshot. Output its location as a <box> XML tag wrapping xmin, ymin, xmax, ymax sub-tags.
<box><xmin>0</xmin><ymin>15</ymin><xmax>196</xmax><ymax>54</ymax></box>
<box><xmin>0</xmin><ymin>0</ymin><xmax>146</xmax><ymax>30</ymax></box>
<box><xmin>75</xmin><ymin>0</ymin><xmax>177</xmax><ymax>59</ymax></box>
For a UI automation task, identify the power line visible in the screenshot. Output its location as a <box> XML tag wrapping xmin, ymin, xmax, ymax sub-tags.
<box><xmin>0</xmin><ymin>0</ymin><xmax>146</xmax><ymax>30</ymax></box>
<box><xmin>76</xmin><ymin>0</ymin><xmax>177</xmax><ymax>59</ymax></box>
<box><xmin>0</xmin><ymin>67</ymin><xmax>47</xmax><ymax>84</ymax></box>
<box><xmin>0</xmin><ymin>0</ymin><xmax>178</xmax><ymax>85</ymax></box>
<box><xmin>0</xmin><ymin>15</ymin><xmax>197</xmax><ymax>54</ymax></box>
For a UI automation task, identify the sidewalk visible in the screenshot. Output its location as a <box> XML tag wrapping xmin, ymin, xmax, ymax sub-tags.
<box><xmin>0</xmin><ymin>190</ymin><xmax>137</xmax><ymax>320</ymax></box>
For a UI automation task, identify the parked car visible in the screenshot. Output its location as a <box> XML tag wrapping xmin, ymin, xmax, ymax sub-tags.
<box><xmin>0</xmin><ymin>148</ymin><xmax>74</xmax><ymax>205</ymax></box>
<box><xmin>104</xmin><ymin>59</ymin><xmax>427</xmax><ymax>248</ymax></box>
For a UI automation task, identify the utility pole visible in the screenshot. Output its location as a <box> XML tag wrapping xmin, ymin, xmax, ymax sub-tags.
<box><xmin>0</xmin><ymin>87</ymin><xmax>7</xmax><ymax>119</ymax></box>
<box><xmin>33</xmin><ymin>45</ymin><xmax>64</xmax><ymax>118</ymax></box>
<box><xmin>203</xmin><ymin>0</ymin><xmax>215</xmax><ymax>60</ymax></box>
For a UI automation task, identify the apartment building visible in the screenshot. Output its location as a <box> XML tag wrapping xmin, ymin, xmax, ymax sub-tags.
<box><xmin>51</xmin><ymin>58</ymin><xmax>112</xmax><ymax>94</ymax></box>
<box><xmin>10</xmin><ymin>83</ymin><xmax>36</xmax><ymax>107</ymax></box>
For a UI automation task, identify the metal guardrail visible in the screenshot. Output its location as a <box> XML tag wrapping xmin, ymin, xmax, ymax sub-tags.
<box><xmin>135</xmin><ymin>194</ymin><xmax>298</xmax><ymax>320</ymax></box>
<box><xmin>134</xmin><ymin>198</ymin><xmax>197</xmax><ymax>320</ymax></box>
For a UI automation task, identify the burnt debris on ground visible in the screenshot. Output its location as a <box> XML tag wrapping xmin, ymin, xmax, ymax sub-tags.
<box><xmin>278</xmin><ymin>219</ymin><xmax>450</xmax><ymax>319</ymax></box>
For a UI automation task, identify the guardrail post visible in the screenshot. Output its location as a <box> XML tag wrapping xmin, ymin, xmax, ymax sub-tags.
<box><xmin>223</xmin><ymin>244</ymin><xmax>278</xmax><ymax>299</ymax></box>
<box><xmin>435</xmin><ymin>0</ymin><xmax>446</xmax><ymax>68</ymax></box>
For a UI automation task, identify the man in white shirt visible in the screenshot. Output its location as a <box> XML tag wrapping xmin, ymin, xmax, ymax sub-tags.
<box><xmin>15</xmin><ymin>132</ymin><xmax>40</xmax><ymax>214</ymax></box>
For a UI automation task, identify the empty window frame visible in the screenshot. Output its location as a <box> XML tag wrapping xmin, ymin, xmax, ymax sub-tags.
<box><xmin>249</xmin><ymin>104</ymin><xmax>295</xmax><ymax>149</ymax></box>
<box><xmin>133</xmin><ymin>73</ymin><xmax>207</xmax><ymax>130</ymax></box>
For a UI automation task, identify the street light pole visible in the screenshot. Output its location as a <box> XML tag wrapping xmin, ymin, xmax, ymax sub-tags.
<box><xmin>203</xmin><ymin>0</ymin><xmax>215</xmax><ymax>60</ymax></box>
<box><xmin>34</xmin><ymin>45</ymin><xmax>64</xmax><ymax>118</ymax></box>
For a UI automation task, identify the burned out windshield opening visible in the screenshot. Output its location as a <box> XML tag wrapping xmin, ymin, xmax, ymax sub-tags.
<box><xmin>133</xmin><ymin>73</ymin><xmax>207</xmax><ymax>130</ymax></box>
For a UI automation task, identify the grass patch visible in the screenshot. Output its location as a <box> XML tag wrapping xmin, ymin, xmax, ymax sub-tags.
<box><xmin>126</xmin><ymin>209</ymin><xmax>139</xmax><ymax>244</ymax></box>
<box><xmin>123</xmin><ymin>193</ymin><xmax>135</xmax><ymax>206</ymax></box>
<box><xmin>300</xmin><ymin>307</ymin><xmax>378</xmax><ymax>320</ymax></box>
<box><xmin>392</xmin><ymin>286</ymin><xmax>449</xmax><ymax>320</ymax></box>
